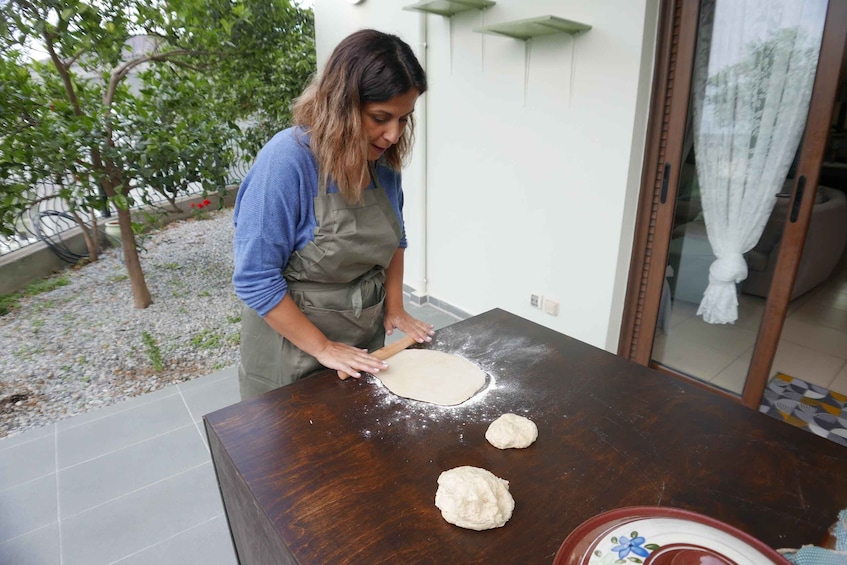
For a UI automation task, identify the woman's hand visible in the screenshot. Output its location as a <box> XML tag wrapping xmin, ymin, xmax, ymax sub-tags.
<box><xmin>383</xmin><ymin>308</ymin><xmax>435</xmax><ymax>344</ymax></box>
<box><xmin>316</xmin><ymin>341</ymin><xmax>388</xmax><ymax>379</ymax></box>
<box><xmin>382</xmin><ymin>248</ymin><xmax>434</xmax><ymax>345</ymax></box>
<box><xmin>264</xmin><ymin>295</ymin><xmax>388</xmax><ymax>379</ymax></box>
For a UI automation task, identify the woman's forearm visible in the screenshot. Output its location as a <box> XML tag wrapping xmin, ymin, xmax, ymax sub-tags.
<box><xmin>262</xmin><ymin>294</ymin><xmax>331</xmax><ymax>358</ymax></box>
<box><xmin>384</xmin><ymin>247</ymin><xmax>406</xmax><ymax>315</ymax></box>
<box><xmin>262</xmin><ymin>293</ymin><xmax>388</xmax><ymax>378</ymax></box>
<box><xmin>382</xmin><ymin>248</ymin><xmax>434</xmax><ymax>342</ymax></box>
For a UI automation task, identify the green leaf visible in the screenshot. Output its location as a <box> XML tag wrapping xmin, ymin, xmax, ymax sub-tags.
<box><xmin>113</xmin><ymin>194</ymin><xmax>129</xmax><ymax>211</ymax></box>
<box><xmin>0</xmin><ymin>0</ymin><xmax>314</xmax><ymax>249</ymax></box>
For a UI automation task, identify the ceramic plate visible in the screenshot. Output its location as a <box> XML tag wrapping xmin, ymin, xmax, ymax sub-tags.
<box><xmin>553</xmin><ymin>506</ymin><xmax>787</xmax><ymax>565</ymax></box>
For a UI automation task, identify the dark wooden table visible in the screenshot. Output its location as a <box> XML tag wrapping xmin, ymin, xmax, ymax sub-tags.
<box><xmin>204</xmin><ymin>309</ymin><xmax>846</xmax><ymax>564</ymax></box>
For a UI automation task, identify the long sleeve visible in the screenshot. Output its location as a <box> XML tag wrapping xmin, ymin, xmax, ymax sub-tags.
<box><xmin>232</xmin><ymin>128</ymin><xmax>408</xmax><ymax>316</ymax></box>
<box><xmin>232</xmin><ymin>129</ymin><xmax>317</xmax><ymax>316</ymax></box>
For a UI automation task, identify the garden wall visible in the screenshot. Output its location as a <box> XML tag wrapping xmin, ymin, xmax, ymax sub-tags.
<box><xmin>0</xmin><ymin>187</ymin><xmax>238</xmax><ymax>296</ymax></box>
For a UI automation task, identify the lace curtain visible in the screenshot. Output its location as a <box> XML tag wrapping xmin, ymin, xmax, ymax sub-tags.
<box><xmin>691</xmin><ymin>0</ymin><xmax>827</xmax><ymax>324</ymax></box>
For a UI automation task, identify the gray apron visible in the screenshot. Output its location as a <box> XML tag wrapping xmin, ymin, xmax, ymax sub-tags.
<box><xmin>238</xmin><ymin>164</ymin><xmax>402</xmax><ymax>399</ymax></box>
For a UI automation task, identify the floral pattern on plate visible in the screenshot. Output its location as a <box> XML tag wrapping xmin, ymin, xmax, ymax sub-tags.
<box><xmin>591</xmin><ymin>529</ymin><xmax>659</xmax><ymax>563</ymax></box>
<box><xmin>555</xmin><ymin>508</ymin><xmax>785</xmax><ymax>565</ymax></box>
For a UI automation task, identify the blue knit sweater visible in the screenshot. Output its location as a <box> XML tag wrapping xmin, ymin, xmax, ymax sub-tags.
<box><xmin>232</xmin><ymin>127</ymin><xmax>407</xmax><ymax>317</ymax></box>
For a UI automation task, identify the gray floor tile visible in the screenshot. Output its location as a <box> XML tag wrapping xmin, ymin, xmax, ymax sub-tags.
<box><xmin>428</xmin><ymin>312</ymin><xmax>463</xmax><ymax>329</ymax></box>
<box><xmin>178</xmin><ymin>365</ymin><xmax>237</xmax><ymax>392</ymax></box>
<box><xmin>0</xmin><ymin>296</ymin><xmax>462</xmax><ymax>563</ymax></box>
<box><xmin>0</xmin><ymin>423</ymin><xmax>54</xmax><ymax>451</ymax></box>
<box><xmin>0</xmin><ymin>432</ymin><xmax>55</xmax><ymax>489</ymax></box>
<box><xmin>58</xmin><ymin>424</ymin><xmax>209</xmax><ymax>518</ymax></box>
<box><xmin>57</xmin><ymin>394</ymin><xmax>193</xmax><ymax>469</ymax></box>
<box><xmin>60</xmin><ymin>463</ymin><xmax>224</xmax><ymax>565</ymax></box>
<box><xmin>56</xmin><ymin>385</ymin><xmax>179</xmax><ymax>433</ymax></box>
<box><xmin>112</xmin><ymin>515</ymin><xmax>236</xmax><ymax>565</ymax></box>
<box><xmin>0</xmin><ymin>474</ymin><xmax>57</xmax><ymax>543</ymax></box>
<box><xmin>420</xmin><ymin>294</ymin><xmax>469</xmax><ymax>315</ymax></box>
<box><xmin>405</xmin><ymin>303</ymin><xmax>462</xmax><ymax>329</ymax></box>
<box><xmin>194</xmin><ymin>420</ymin><xmax>210</xmax><ymax>449</ymax></box>
<box><xmin>179</xmin><ymin>372</ymin><xmax>241</xmax><ymax>423</ymax></box>
<box><xmin>0</xmin><ymin>523</ymin><xmax>60</xmax><ymax>565</ymax></box>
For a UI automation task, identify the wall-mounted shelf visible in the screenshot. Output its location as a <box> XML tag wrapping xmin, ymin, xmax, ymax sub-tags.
<box><xmin>402</xmin><ymin>0</ymin><xmax>495</xmax><ymax>18</ymax></box>
<box><xmin>474</xmin><ymin>15</ymin><xmax>591</xmax><ymax>40</ymax></box>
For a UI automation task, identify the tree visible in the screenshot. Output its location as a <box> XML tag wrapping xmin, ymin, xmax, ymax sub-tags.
<box><xmin>0</xmin><ymin>0</ymin><xmax>315</xmax><ymax>308</ymax></box>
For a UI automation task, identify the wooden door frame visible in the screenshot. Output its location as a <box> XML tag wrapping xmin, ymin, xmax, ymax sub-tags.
<box><xmin>742</xmin><ymin>0</ymin><xmax>847</xmax><ymax>406</ymax></box>
<box><xmin>618</xmin><ymin>0</ymin><xmax>699</xmax><ymax>365</ymax></box>
<box><xmin>619</xmin><ymin>0</ymin><xmax>847</xmax><ymax>409</ymax></box>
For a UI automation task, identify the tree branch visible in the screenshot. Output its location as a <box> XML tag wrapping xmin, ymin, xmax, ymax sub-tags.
<box><xmin>43</xmin><ymin>30</ymin><xmax>83</xmax><ymax>117</ymax></box>
<box><xmin>104</xmin><ymin>49</ymin><xmax>207</xmax><ymax>108</ymax></box>
<box><xmin>65</xmin><ymin>47</ymin><xmax>89</xmax><ymax>68</ymax></box>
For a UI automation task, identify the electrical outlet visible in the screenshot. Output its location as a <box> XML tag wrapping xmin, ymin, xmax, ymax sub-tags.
<box><xmin>530</xmin><ymin>293</ymin><xmax>543</xmax><ymax>309</ymax></box>
<box><xmin>543</xmin><ymin>298</ymin><xmax>559</xmax><ymax>316</ymax></box>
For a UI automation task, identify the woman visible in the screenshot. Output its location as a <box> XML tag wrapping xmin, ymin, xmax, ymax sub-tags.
<box><xmin>232</xmin><ymin>29</ymin><xmax>434</xmax><ymax>400</ymax></box>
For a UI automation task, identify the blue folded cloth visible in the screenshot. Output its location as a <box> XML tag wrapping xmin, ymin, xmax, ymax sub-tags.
<box><xmin>780</xmin><ymin>509</ymin><xmax>847</xmax><ymax>565</ymax></box>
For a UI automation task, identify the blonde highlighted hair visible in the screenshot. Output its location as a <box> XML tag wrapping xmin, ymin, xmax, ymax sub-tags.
<box><xmin>292</xmin><ymin>29</ymin><xmax>427</xmax><ymax>203</ymax></box>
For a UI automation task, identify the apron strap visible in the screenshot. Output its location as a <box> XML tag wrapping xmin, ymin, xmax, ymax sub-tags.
<box><xmin>318</xmin><ymin>172</ymin><xmax>328</xmax><ymax>197</ymax></box>
<box><xmin>317</xmin><ymin>162</ymin><xmax>378</xmax><ymax>196</ymax></box>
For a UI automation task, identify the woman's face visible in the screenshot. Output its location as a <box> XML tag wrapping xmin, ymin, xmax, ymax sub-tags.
<box><xmin>361</xmin><ymin>89</ymin><xmax>420</xmax><ymax>161</ymax></box>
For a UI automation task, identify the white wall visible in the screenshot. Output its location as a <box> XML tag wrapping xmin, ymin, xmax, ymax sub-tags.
<box><xmin>315</xmin><ymin>0</ymin><xmax>659</xmax><ymax>351</ymax></box>
<box><xmin>315</xmin><ymin>1</ymin><xmax>429</xmax><ymax>293</ymax></box>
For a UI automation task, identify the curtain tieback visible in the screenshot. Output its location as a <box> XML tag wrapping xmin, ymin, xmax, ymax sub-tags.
<box><xmin>708</xmin><ymin>253</ymin><xmax>748</xmax><ymax>285</ymax></box>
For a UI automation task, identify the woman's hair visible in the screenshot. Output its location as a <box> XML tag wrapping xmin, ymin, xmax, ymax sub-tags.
<box><xmin>292</xmin><ymin>29</ymin><xmax>427</xmax><ymax>202</ymax></box>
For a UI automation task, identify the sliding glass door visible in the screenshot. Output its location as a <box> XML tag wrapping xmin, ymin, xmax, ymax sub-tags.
<box><xmin>621</xmin><ymin>0</ymin><xmax>847</xmax><ymax>408</ymax></box>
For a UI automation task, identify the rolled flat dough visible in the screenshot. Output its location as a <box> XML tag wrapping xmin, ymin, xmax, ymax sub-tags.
<box><xmin>376</xmin><ymin>349</ymin><xmax>486</xmax><ymax>406</ymax></box>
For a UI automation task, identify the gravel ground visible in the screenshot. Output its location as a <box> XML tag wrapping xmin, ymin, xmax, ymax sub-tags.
<box><xmin>0</xmin><ymin>209</ymin><xmax>242</xmax><ymax>439</ymax></box>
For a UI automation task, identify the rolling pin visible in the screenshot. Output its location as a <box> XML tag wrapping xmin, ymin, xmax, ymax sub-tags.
<box><xmin>337</xmin><ymin>334</ymin><xmax>418</xmax><ymax>380</ymax></box>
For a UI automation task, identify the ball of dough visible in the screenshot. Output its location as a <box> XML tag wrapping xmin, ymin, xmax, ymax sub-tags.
<box><xmin>434</xmin><ymin>466</ymin><xmax>515</xmax><ymax>530</ymax></box>
<box><xmin>485</xmin><ymin>413</ymin><xmax>538</xmax><ymax>449</ymax></box>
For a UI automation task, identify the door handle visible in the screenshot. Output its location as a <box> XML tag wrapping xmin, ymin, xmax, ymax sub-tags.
<box><xmin>790</xmin><ymin>176</ymin><xmax>806</xmax><ymax>223</ymax></box>
<box><xmin>660</xmin><ymin>162</ymin><xmax>670</xmax><ymax>204</ymax></box>
<box><xmin>775</xmin><ymin>192</ymin><xmax>792</xmax><ymax>198</ymax></box>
